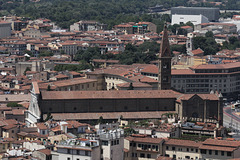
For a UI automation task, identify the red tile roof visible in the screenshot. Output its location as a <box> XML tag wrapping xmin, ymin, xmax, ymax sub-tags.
<box><xmin>190</xmin><ymin>61</ymin><xmax>240</xmax><ymax>70</ymax></box>
<box><xmin>129</xmin><ymin>75</ymin><xmax>158</xmax><ymax>83</ymax></box>
<box><xmin>140</xmin><ymin>65</ymin><xmax>158</xmax><ymax>74</ymax></box>
<box><xmin>36</xmin><ymin>123</ymin><xmax>48</xmax><ymax>130</ymax></box>
<box><xmin>176</xmin><ymin>94</ymin><xmax>219</xmax><ymax>101</ymax></box>
<box><xmin>199</xmin><ymin>144</ymin><xmax>237</xmax><ymax>152</ymax></box>
<box><xmin>191</xmin><ymin>48</ymin><xmax>204</xmax><ymax>56</ymax></box>
<box><xmin>171</xmin><ymin>69</ymin><xmax>194</xmax><ymax>75</ymax></box>
<box><xmin>165</xmin><ymin>139</ymin><xmax>202</xmax><ymax>148</ymax></box>
<box><xmin>203</xmin><ymin>139</ymin><xmax>240</xmax><ymax>147</ymax></box>
<box><xmin>50</xmin><ymin>111</ymin><xmax>176</xmax><ymax>120</ymax></box>
<box><xmin>125</xmin><ymin>136</ymin><xmax>164</xmax><ymax>144</ymax></box>
<box><xmin>41</xmin><ymin>90</ymin><xmax>180</xmax><ymax>100</ymax></box>
<box><xmin>37</xmin><ymin>149</ymin><xmax>51</xmax><ymax>155</ymax></box>
<box><xmin>116</xmin><ymin>82</ymin><xmax>152</xmax><ymax>88</ymax></box>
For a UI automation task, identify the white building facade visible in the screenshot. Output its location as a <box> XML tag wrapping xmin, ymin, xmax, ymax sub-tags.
<box><xmin>171</xmin><ymin>14</ymin><xmax>209</xmax><ymax>25</ymax></box>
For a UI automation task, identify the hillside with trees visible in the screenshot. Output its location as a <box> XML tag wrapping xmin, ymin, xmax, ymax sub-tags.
<box><xmin>0</xmin><ymin>0</ymin><xmax>239</xmax><ymax>29</ymax></box>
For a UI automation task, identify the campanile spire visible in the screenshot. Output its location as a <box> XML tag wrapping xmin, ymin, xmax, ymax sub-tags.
<box><xmin>158</xmin><ymin>24</ymin><xmax>172</xmax><ymax>90</ymax></box>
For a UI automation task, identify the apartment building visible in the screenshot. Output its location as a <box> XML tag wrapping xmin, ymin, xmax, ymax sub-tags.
<box><xmin>195</xmin><ymin>23</ymin><xmax>237</xmax><ymax>34</ymax></box>
<box><xmin>124</xmin><ymin>136</ymin><xmax>240</xmax><ymax>160</ymax></box>
<box><xmin>114</xmin><ymin>22</ymin><xmax>157</xmax><ymax>34</ymax></box>
<box><xmin>70</xmin><ymin>20</ymin><xmax>107</xmax><ymax>31</ymax></box>
<box><xmin>124</xmin><ymin>135</ymin><xmax>164</xmax><ymax>160</ymax></box>
<box><xmin>164</xmin><ymin>138</ymin><xmax>240</xmax><ymax>160</ymax></box>
<box><xmin>140</xmin><ymin>62</ymin><xmax>240</xmax><ymax>97</ymax></box>
<box><xmin>98</xmin><ymin>129</ymin><xmax>124</xmax><ymax>160</ymax></box>
<box><xmin>164</xmin><ymin>139</ymin><xmax>201</xmax><ymax>160</ymax></box>
<box><xmin>52</xmin><ymin>139</ymin><xmax>101</xmax><ymax>160</ymax></box>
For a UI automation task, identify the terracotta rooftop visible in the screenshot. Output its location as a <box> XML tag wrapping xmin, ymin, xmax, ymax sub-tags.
<box><xmin>140</xmin><ymin>65</ymin><xmax>158</xmax><ymax>74</ymax></box>
<box><xmin>129</xmin><ymin>75</ymin><xmax>158</xmax><ymax>83</ymax></box>
<box><xmin>41</xmin><ymin>90</ymin><xmax>180</xmax><ymax>100</ymax></box>
<box><xmin>202</xmin><ymin>138</ymin><xmax>240</xmax><ymax>147</ymax></box>
<box><xmin>0</xmin><ymin>119</ymin><xmax>18</xmax><ymax>127</ymax></box>
<box><xmin>191</xmin><ymin>48</ymin><xmax>204</xmax><ymax>56</ymax></box>
<box><xmin>125</xmin><ymin>136</ymin><xmax>164</xmax><ymax>144</ymax></box>
<box><xmin>190</xmin><ymin>61</ymin><xmax>240</xmax><ymax>70</ymax></box>
<box><xmin>199</xmin><ymin>144</ymin><xmax>237</xmax><ymax>152</ymax></box>
<box><xmin>116</xmin><ymin>82</ymin><xmax>152</xmax><ymax>88</ymax></box>
<box><xmin>36</xmin><ymin>149</ymin><xmax>51</xmax><ymax>155</ymax></box>
<box><xmin>165</xmin><ymin>139</ymin><xmax>202</xmax><ymax>148</ymax></box>
<box><xmin>36</xmin><ymin>123</ymin><xmax>48</xmax><ymax>130</ymax></box>
<box><xmin>0</xmin><ymin>94</ymin><xmax>30</xmax><ymax>102</ymax></box>
<box><xmin>50</xmin><ymin>111</ymin><xmax>176</xmax><ymax>120</ymax></box>
<box><xmin>176</xmin><ymin>94</ymin><xmax>219</xmax><ymax>101</ymax></box>
<box><xmin>171</xmin><ymin>69</ymin><xmax>194</xmax><ymax>75</ymax></box>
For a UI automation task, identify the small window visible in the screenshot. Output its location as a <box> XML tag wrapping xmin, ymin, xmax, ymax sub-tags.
<box><xmin>172</xmin><ymin>147</ymin><xmax>175</xmax><ymax>151</ymax></box>
<box><xmin>209</xmin><ymin>150</ymin><xmax>212</xmax><ymax>155</ymax></box>
<box><xmin>147</xmin><ymin>154</ymin><xmax>151</xmax><ymax>158</ymax></box>
<box><xmin>140</xmin><ymin>153</ymin><xmax>145</xmax><ymax>158</ymax></box>
<box><xmin>227</xmin><ymin>152</ymin><xmax>232</xmax><ymax>157</ymax></box>
<box><xmin>215</xmin><ymin>150</ymin><xmax>218</xmax><ymax>155</ymax></box>
<box><xmin>221</xmin><ymin>151</ymin><xmax>224</xmax><ymax>156</ymax></box>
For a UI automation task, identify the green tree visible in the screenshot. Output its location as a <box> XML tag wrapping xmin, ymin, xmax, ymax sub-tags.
<box><xmin>229</xmin><ymin>36</ymin><xmax>238</xmax><ymax>45</ymax></box>
<box><xmin>7</xmin><ymin>102</ymin><xmax>23</xmax><ymax>107</ymax></box>
<box><xmin>24</xmin><ymin>67</ymin><xmax>31</xmax><ymax>75</ymax></box>
<box><xmin>98</xmin><ymin>116</ymin><xmax>104</xmax><ymax>124</ymax></box>
<box><xmin>205</xmin><ymin>31</ymin><xmax>214</xmax><ymax>38</ymax></box>
<box><xmin>193</xmin><ymin>36</ymin><xmax>219</xmax><ymax>55</ymax></box>
<box><xmin>44</xmin><ymin>112</ymin><xmax>53</xmax><ymax>122</ymax></box>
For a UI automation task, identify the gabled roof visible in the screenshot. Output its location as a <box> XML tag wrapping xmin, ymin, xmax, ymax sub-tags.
<box><xmin>41</xmin><ymin>90</ymin><xmax>180</xmax><ymax>100</ymax></box>
<box><xmin>125</xmin><ymin>136</ymin><xmax>164</xmax><ymax>144</ymax></box>
<box><xmin>191</xmin><ymin>48</ymin><xmax>204</xmax><ymax>56</ymax></box>
<box><xmin>165</xmin><ymin>139</ymin><xmax>202</xmax><ymax>148</ymax></box>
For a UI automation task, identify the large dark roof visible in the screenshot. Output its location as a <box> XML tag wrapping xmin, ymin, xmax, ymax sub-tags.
<box><xmin>41</xmin><ymin>90</ymin><xmax>180</xmax><ymax>100</ymax></box>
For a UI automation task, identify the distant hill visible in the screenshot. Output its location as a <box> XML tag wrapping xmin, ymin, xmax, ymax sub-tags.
<box><xmin>0</xmin><ymin>0</ymin><xmax>237</xmax><ymax>29</ymax></box>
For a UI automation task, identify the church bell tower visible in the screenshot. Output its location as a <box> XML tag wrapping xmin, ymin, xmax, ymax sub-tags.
<box><xmin>158</xmin><ymin>24</ymin><xmax>172</xmax><ymax>90</ymax></box>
